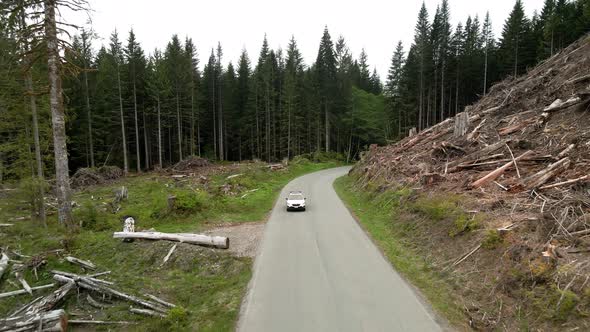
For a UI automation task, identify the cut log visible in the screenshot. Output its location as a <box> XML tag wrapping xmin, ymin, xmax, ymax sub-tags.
<box><xmin>146</xmin><ymin>294</ymin><xmax>176</xmax><ymax>308</ymax></box>
<box><xmin>497</xmin><ymin>118</ymin><xmax>538</xmax><ymax>136</ymax></box>
<box><xmin>471</xmin><ymin>150</ymin><xmax>532</xmax><ymax>188</ymax></box>
<box><xmin>0</xmin><ymin>309</ymin><xmax>67</xmax><ymax>332</ymax></box>
<box><xmin>226</xmin><ymin>174</ymin><xmax>243</xmax><ymax>180</ymax></box>
<box><xmin>65</xmin><ymin>256</ymin><xmax>96</xmax><ymax>270</ymax></box>
<box><xmin>518</xmin><ymin>157</ymin><xmax>571</xmax><ymax>190</ymax></box>
<box><xmin>130</xmin><ymin>307</ymin><xmax>166</xmax><ymax>318</ymax></box>
<box><xmin>113</xmin><ymin>231</ymin><xmax>229</xmax><ymax>249</ymax></box>
<box><xmin>453</xmin><ymin>111</ymin><xmax>470</xmax><ymax>137</ymax></box>
<box><xmin>448</xmin><ymin>140</ymin><xmax>510</xmax><ymax>169</ymax></box>
<box><xmin>23</xmin><ymin>281</ymin><xmax>75</xmax><ymax>315</ymax></box>
<box><xmin>0</xmin><ymin>253</ymin><xmax>8</xmax><ymax>281</ymax></box>
<box><xmin>53</xmin><ymin>275</ymin><xmax>166</xmax><ymax>313</ymax></box>
<box><xmin>14</xmin><ymin>271</ymin><xmax>32</xmax><ymax>295</ymax></box>
<box><xmin>544</xmin><ymin>97</ymin><xmax>582</xmax><ymax>112</ymax></box>
<box><xmin>0</xmin><ymin>283</ymin><xmax>55</xmax><ymax>299</ymax></box>
<box><xmin>50</xmin><ymin>270</ymin><xmax>114</xmax><ymax>285</ymax></box>
<box><xmin>539</xmin><ymin>175</ymin><xmax>589</xmax><ymax>190</ymax></box>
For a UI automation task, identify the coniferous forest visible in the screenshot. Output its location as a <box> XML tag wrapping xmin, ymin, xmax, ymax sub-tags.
<box><xmin>1</xmin><ymin>0</ymin><xmax>589</xmax><ymax>182</ymax></box>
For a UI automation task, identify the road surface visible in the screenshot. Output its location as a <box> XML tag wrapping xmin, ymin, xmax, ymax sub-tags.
<box><xmin>238</xmin><ymin>167</ymin><xmax>444</xmax><ymax>332</ymax></box>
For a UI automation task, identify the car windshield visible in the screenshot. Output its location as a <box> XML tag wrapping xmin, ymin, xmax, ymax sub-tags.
<box><xmin>289</xmin><ymin>194</ymin><xmax>303</xmax><ymax>200</ymax></box>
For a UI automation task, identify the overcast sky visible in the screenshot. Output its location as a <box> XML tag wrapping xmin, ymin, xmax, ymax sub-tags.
<box><xmin>67</xmin><ymin>0</ymin><xmax>544</xmax><ymax>79</ymax></box>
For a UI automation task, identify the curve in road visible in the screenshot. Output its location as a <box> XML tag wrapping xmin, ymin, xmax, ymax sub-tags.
<box><xmin>238</xmin><ymin>167</ymin><xmax>444</xmax><ymax>332</ymax></box>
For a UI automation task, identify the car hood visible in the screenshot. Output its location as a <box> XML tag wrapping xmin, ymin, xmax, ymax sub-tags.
<box><xmin>287</xmin><ymin>199</ymin><xmax>305</xmax><ymax>204</ymax></box>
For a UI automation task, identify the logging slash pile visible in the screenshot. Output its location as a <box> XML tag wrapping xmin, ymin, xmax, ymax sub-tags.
<box><xmin>71</xmin><ymin>166</ymin><xmax>123</xmax><ymax>189</ymax></box>
<box><xmin>352</xmin><ymin>35</ymin><xmax>590</xmax><ymax>328</ymax></box>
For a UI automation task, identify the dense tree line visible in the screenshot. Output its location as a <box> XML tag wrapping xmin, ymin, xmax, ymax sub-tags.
<box><xmin>1</xmin><ymin>0</ymin><xmax>589</xmax><ymax>227</ymax></box>
<box><xmin>385</xmin><ymin>0</ymin><xmax>590</xmax><ymax>137</ymax></box>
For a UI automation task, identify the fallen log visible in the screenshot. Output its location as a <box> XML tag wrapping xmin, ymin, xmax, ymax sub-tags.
<box><xmin>0</xmin><ymin>253</ymin><xmax>8</xmax><ymax>281</ymax></box>
<box><xmin>113</xmin><ymin>231</ymin><xmax>229</xmax><ymax>249</ymax></box>
<box><xmin>146</xmin><ymin>294</ymin><xmax>176</xmax><ymax>308</ymax></box>
<box><xmin>471</xmin><ymin>150</ymin><xmax>532</xmax><ymax>189</ymax></box>
<box><xmin>50</xmin><ymin>270</ymin><xmax>114</xmax><ymax>285</ymax></box>
<box><xmin>53</xmin><ymin>275</ymin><xmax>167</xmax><ymax>313</ymax></box>
<box><xmin>86</xmin><ymin>294</ymin><xmax>110</xmax><ymax>309</ymax></box>
<box><xmin>65</xmin><ymin>256</ymin><xmax>96</xmax><ymax>270</ymax></box>
<box><xmin>0</xmin><ymin>224</ymin><xmax>13</xmax><ymax>227</ymax></box>
<box><xmin>0</xmin><ymin>283</ymin><xmax>55</xmax><ymax>299</ymax></box>
<box><xmin>539</xmin><ymin>175</ymin><xmax>589</xmax><ymax>190</ymax></box>
<box><xmin>518</xmin><ymin>157</ymin><xmax>571</xmax><ymax>190</ymax></box>
<box><xmin>544</xmin><ymin>97</ymin><xmax>582</xmax><ymax>112</ymax></box>
<box><xmin>0</xmin><ymin>309</ymin><xmax>67</xmax><ymax>332</ymax></box>
<box><xmin>69</xmin><ymin>320</ymin><xmax>135</xmax><ymax>325</ymax></box>
<box><xmin>448</xmin><ymin>140</ymin><xmax>511</xmax><ymax>169</ymax></box>
<box><xmin>9</xmin><ymin>297</ymin><xmax>42</xmax><ymax>318</ymax></box>
<box><xmin>497</xmin><ymin>118</ymin><xmax>538</xmax><ymax>136</ymax></box>
<box><xmin>23</xmin><ymin>281</ymin><xmax>75</xmax><ymax>315</ymax></box>
<box><xmin>130</xmin><ymin>307</ymin><xmax>166</xmax><ymax>318</ymax></box>
<box><xmin>14</xmin><ymin>271</ymin><xmax>32</xmax><ymax>295</ymax></box>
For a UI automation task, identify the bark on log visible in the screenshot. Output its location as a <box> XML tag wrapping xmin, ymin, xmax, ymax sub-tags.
<box><xmin>497</xmin><ymin>118</ymin><xmax>537</xmax><ymax>136</ymax></box>
<box><xmin>0</xmin><ymin>283</ymin><xmax>55</xmax><ymax>299</ymax></box>
<box><xmin>161</xmin><ymin>244</ymin><xmax>177</xmax><ymax>266</ymax></box>
<box><xmin>408</xmin><ymin>127</ymin><xmax>417</xmax><ymax>137</ymax></box>
<box><xmin>467</xmin><ymin>119</ymin><xmax>486</xmax><ymax>141</ymax></box>
<box><xmin>471</xmin><ymin>150</ymin><xmax>533</xmax><ymax>188</ymax></box>
<box><xmin>65</xmin><ymin>256</ymin><xmax>96</xmax><ymax>270</ymax></box>
<box><xmin>518</xmin><ymin>157</ymin><xmax>571</xmax><ymax>190</ymax></box>
<box><xmin>448</xmin><ymin>140</ymin><xmax>510</xmax><ymax>169</ymax></box>
<box><xmin>0</xmin><ymin>309</ymin><xmax>67</xmax><ymax>332</ymax></box>
<box><xmin>0</xmin><ymin>253</ymin><xmax>8</xmax><ymax>281</ymax></box>
<box><xmin>557</xmin><ymin>144</ymin><xmax>575</xmax><ymax>158</ymax></box>
<box><xmin>113</xmin><ymin>231</ymin><xmax>229</xmax><ymax>249</ymax></box>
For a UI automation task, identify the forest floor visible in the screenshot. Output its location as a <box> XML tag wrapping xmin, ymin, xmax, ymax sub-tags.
<box><xmin>0</xmin><ymin>157</ymin><xmax>342</xmax><ymax>331</ymax></box>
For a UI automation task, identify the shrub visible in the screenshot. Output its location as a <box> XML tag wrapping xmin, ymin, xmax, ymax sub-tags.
<box><xmin>482</xmin><ymin>230</ymin><xmax>503</xmax><ymax>249</ymax></box>
<box><xmin>449</xmin><ymin>214</ymin><xmax>480</xmax><ymax>237</ymax></box>
<box><xmin>173</xmin><ymin>191</ymin><xmax>209</xmax><ymax>213</ymax></box>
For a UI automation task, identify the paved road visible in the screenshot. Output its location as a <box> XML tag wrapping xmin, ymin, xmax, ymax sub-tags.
<box><xmin>238</xmin><ymin>167</ymin><xmax>443</xmax><ymax>332</ymax></box>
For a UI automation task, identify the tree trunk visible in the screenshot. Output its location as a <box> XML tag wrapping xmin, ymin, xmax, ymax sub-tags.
<box><xmin>117</xmin><ymin>66</ymin><xmax>129</xmax><ymax>175</ymax></box>
<box><xmin>44</xmin><ymin>0</ymin><xmax>73</xmax><ymax>227</ymax></box>
<box><xmin>218</xmin><ymin>85</ymin><xmax>224</xmax><ymax>161</ymax></box>
<box><xmin>0</xmin><ymin>309</ymin><xmax>67</xmax><ymax>332</ymax></box>
<box><xmin>157</xmin><ymin>96</ymin><xmax>162</xmax><ymax>169</ymax></box>
<box><xmin>142</xmin><ymin>108</ymin><xmax>149</xmax><ymax>169</ymax></box>
<box><xmin>24</xmin><ymin>67</ymin><xmax>47</xmax><ymax>227</ymax></box>
<box><xmin>324</xmin><ymin>101</ymin><xmax>329</xmax><ymax>152</ymax></box>
<box><xmin>82</xmin><ymin>38</ymin><xmax>94</xmax><ymax>168</ymax></box>
<box><xmin>133</xmin><ymin>80</ymin><xmax>140</xmax><ymax>172</ymax></box>
<box><xmin>190</xmin><ymin>89</ymin><xmax>195</xmax><ymax>156</ymax></box>
<box><xmin>176</xmin><ymin>92</ymin><xmax>182</xmax><ymax>161</ymax></box>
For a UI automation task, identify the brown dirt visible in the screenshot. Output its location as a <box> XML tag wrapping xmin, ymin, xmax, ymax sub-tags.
<box><xmin>353</xmin><ymin>35</ymin><xmax>590</xmax><ymax>330</ymax></box>
<box><xmin>204</xmin><ymin>222</ymin><xmax>265</xmax><ymax>258</ymax></box>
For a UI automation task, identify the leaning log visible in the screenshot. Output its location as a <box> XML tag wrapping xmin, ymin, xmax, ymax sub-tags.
<box><xmin>113</xmin><ymin>231</ymin><xmax>229</xmax><ymax>249</ymax></box>
<box><xmin>471</xmin><ymin>150</ymin><xmax>532</xmax><ymax>188</ymax></box>
<box><xmin>0</xmin><ymin>309</ymin><xmax>67</xmax><ymax>332</ymax></box>
<box><xmin>544</xmin><ymin>97</ymin><xmax>582</xmax><ymax>112</ymax></box>
<box><xmin>50</xmin><ymin>270</ymin><xmax>113</xmax><ymax>286</ymax></box>
<box><xmin>0</xmin><ymin>283</ymin><xmax>55</xmax><ymax>299</ymax></box>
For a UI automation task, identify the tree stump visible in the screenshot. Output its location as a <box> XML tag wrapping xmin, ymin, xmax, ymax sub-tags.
<box><xmin>453</xmin><ymin>109</ymin><xmax>470</xmax><ymax>138</ymax></box>
<box><xmin>408</xmin><ymin>127</ymin><xmax>417</xmax><ymax>137</ymax></box>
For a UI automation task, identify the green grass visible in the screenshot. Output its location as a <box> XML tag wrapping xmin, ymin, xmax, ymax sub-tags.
<box><xmin>0</xmin><ymin>160</ymin><xmax>341</xmax><ymax>331</ymax></box>
<box><xmin>333</xmin><ymin>175</ymin><xmax>466</xmax><ymax>328</ymax></box>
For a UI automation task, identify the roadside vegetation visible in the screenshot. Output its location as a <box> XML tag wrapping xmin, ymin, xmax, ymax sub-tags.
<box><xmin>335</xmin><ymin>174</ymin><xmax>590</xmax><ymax>330</ymax></box>
<box><xmin>0</xmin><ymin>157</ymin><xmax>341</xmax><ymax>331</ymax></box>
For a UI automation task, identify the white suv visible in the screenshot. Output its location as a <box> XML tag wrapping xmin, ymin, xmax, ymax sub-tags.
<box><xmin>286</xmin><ymin>191</ymin><xmax>306</xmax><ymax>211</ymax></box>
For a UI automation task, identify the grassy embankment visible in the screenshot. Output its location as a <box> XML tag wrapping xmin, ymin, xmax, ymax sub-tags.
<box><xmin>0</xmin><ymin>159</ymin><xmax>341</xmax><ymax>331</ymax></box>
<box><xmin>333</xmin><ymin>175</ymin><xmax>467</xmax><ymax>329</ymax></box>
